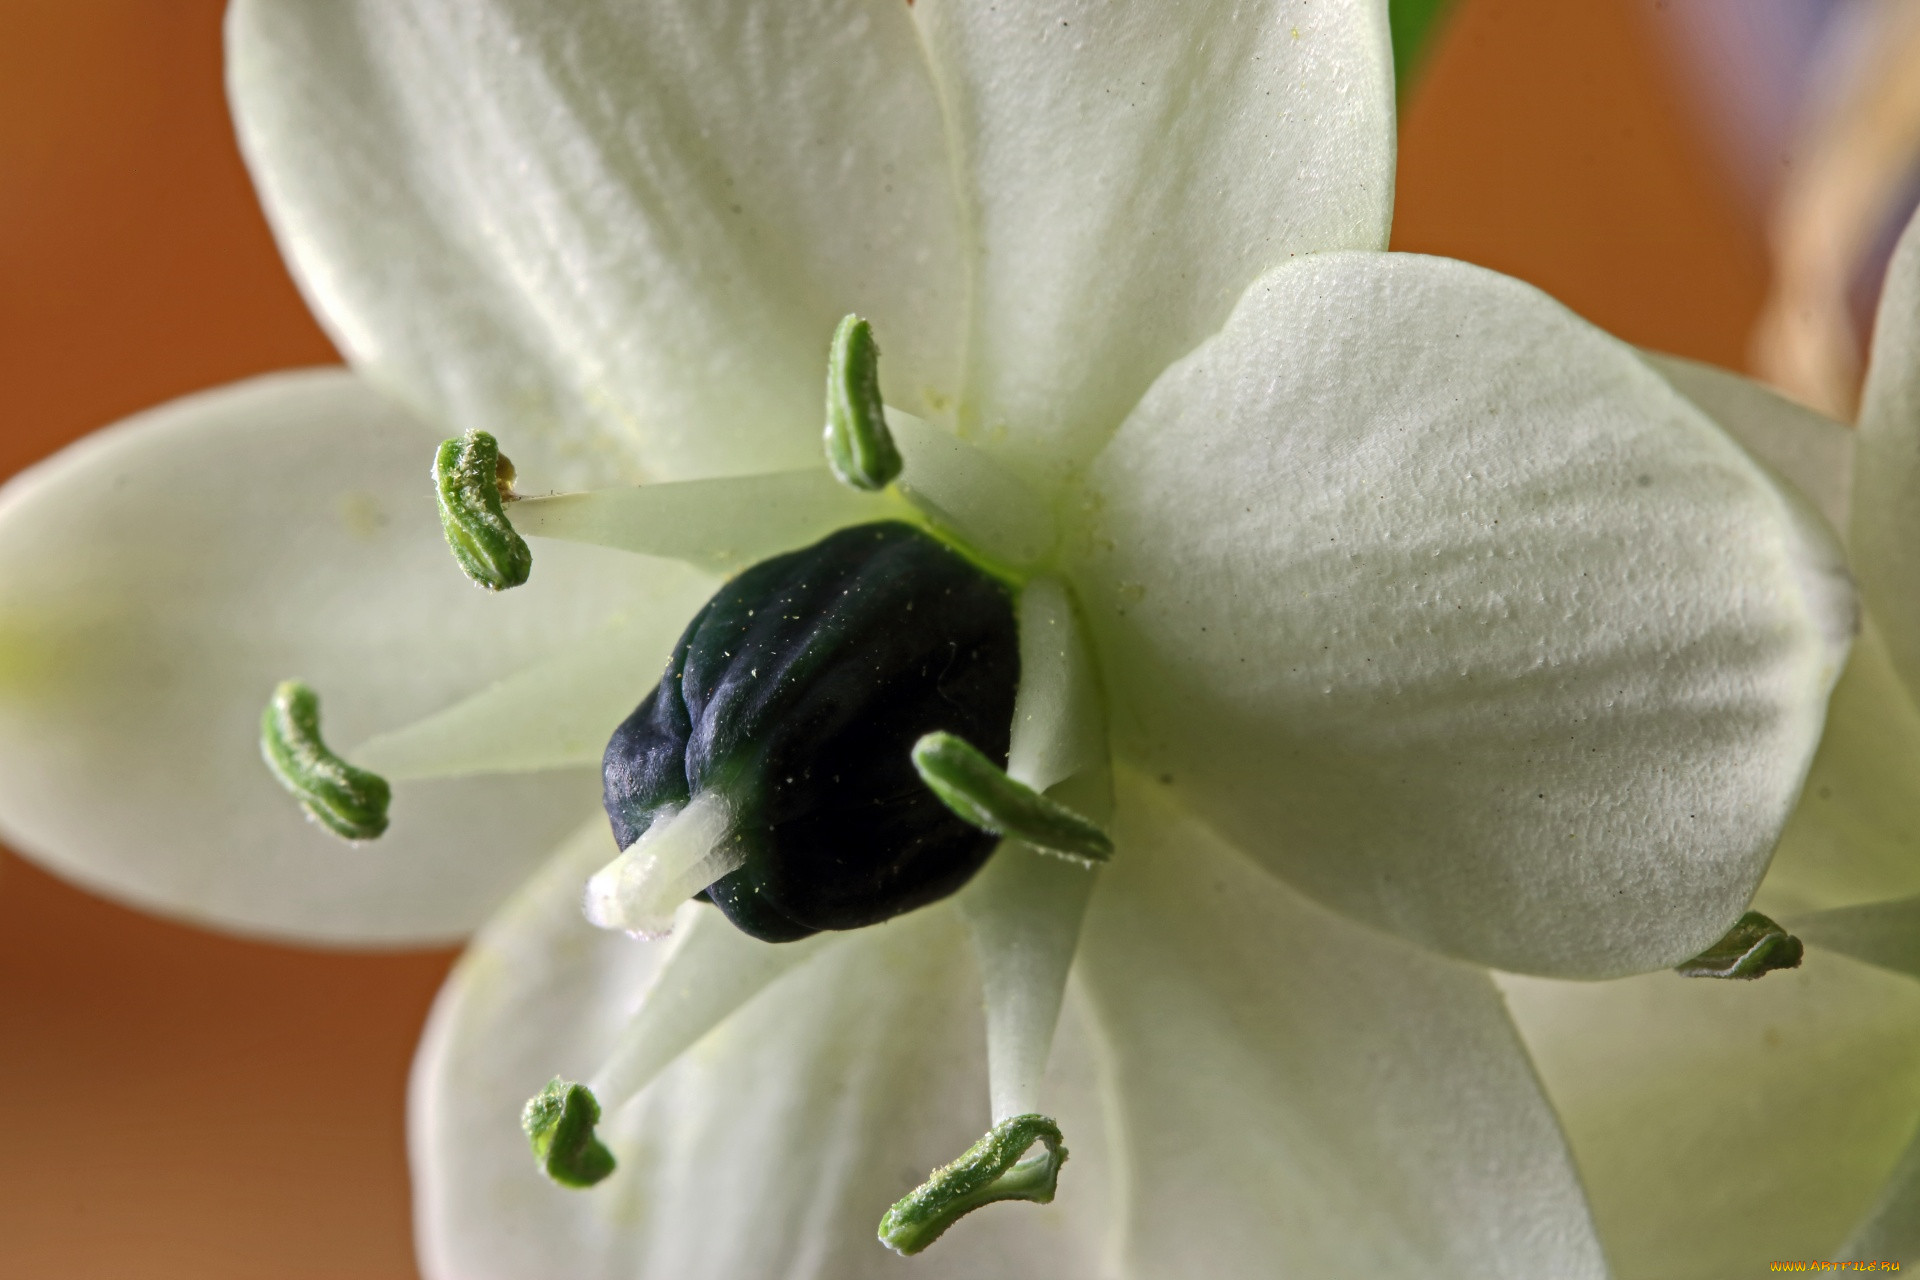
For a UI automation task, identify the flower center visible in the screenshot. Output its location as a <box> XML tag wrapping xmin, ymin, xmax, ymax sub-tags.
<box><xmin>255</xmin><ymin>312</ymin><xmax>1116</xmax><ymax>1255</ymax></box>
<box><xmin>597</xmin><ymin>518</ymin><xmax>1022</xmax><ymax>941</ymax></box>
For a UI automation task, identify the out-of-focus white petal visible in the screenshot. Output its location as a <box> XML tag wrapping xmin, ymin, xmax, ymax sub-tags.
<box><xmin>1852</xmin><ymin>206</ymin><xmax>1920</xmax><ymax>703</ymax></box>
<box><xmin>1842</xmin><ymin>1128</ymin><xmax>1920</xmax><ymax>1265</ymax></box>
<box><xmin>413</xmin><ymin>824</ymin><xmax>1105</xmax><ymax>1280</ymax></box>
<box><xmin>1075</xmin><ymin>252</ymin><xmax>1855</xmax><ymax>977</ymax></box>
<box><xmin>1079</xmin><ymin>781</ymin><xmax>1607</xmax><ymax>1279</ymax></box>
<box><xmin>1642</xmin><ymin>351</ymin><xmax>1854</xmax><ymax>531</ymax></box>
<box><xmin>1794</xmin><ymin>894</ymin><xmax>1920</xmax><ymax>978</ymax></box>
<box><xmin>1502</xmin><ymin>954</ymin><xmax>1920</xmax><ymax>1277</ymax></box>
<box><xmin>0</xmin><ymin>371</ymin><xmax>695</xmax><ymax>944</ymax></box>
<box><xmin>910</xmin><ymin>0</ymin><xmax>1396</xmax><ymax>483</ymax></box>
<box><xmin>1757</xmin><ymin>623</ymin><xmax>1920</xmax><ymax>917</ymax></box>
<box><xmin>228</xmin><ymin>0</ymin><xmax>963</xmax><ymax>487</ymax></box>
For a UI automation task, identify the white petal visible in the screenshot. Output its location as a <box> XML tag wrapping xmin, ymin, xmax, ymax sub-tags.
<box><xmin>1793</xmin><ymin>894</ymin><xmax>1920</xmax><ymax>979</ymax></box>
<box><xmin>1853</xmin><ymin>206</ymin><xmax>1920</xmax><ymax>705</ymax></box>
<box><xmin>1843</xmin><ymin>1130</ymin><xmax>1920</xmax><ymax>1264</ymax></box>
<box><xmin>0</xmin><ymin>371</ymin><xmax>699</xmax><ymax>944</ymax></box>
<box><xmin>1630</xmin><ymin>358</ymin><xmax>1920</xmax><ymax>921</ymax></box>
<box><xmin>1075</xmin><ymin>252</ymin><xmax>1856</xmax><ymax>977</ymax></box>
<box><xmin>1641</xmin><ymin>351</ymin><xmax>1855</xmax><ymax>532</ymax></box>
<box><xmin>228</xmin><ymin>0</ymin><xmax>964</xmax><ymax>487</ymax></box>
<box><xmin>1756</xmin><ymin>622</ymin><xmax>1920</xmax><ymax>918</ymax></box>
<box><xmin>1078</xmin><ymin>781</ymin><xmax>1608</xmax><ymax>1279</ymax></box>
<box><xmin>589</xmin><ymin>901</ymin><xmax>841</xmax><ymax>1112</ymax></box>
<box><xmin>511</xmin><ymin>471</ymin><xmax>895</xmax><ymax>573</ymax></box>
<box><xmin>355</xmin><ymin>605</ymin><xmax>715</xmax><ymax>782</ymax></box>
<box><xmin>414</xmin><ymin>827</ymin><xmax>1105</xmax><ymax>1279</ymax></box>
<box><xmin>911</xmin><ymin>0</ymin><xmax>1396</xmax><ymax>483</ymax></box>
<box><xmin>1502</xmin><ymin>953</ymin><xmax>1920</xmax><ymax>1276</ymax></box>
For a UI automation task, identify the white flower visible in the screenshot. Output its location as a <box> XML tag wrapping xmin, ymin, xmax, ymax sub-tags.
<box><xmin>1496</xmin><ymin>201</ymin><xmax>1920</xmax><ymax>1275</ymax></box>
<box><xmin>0</xmin><ymin>1</ymin><xmax>1856</xmax><ymax>1276</ymax></box>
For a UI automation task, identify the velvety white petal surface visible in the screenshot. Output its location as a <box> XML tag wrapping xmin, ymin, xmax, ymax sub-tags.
<box><xmin>1502</xmin><ymin>955</ymin><xmax>1920</xmax><ymax>1278</ymax></box>
<box><xmin>1642</xmin><ymin>351</ymin><xmax>1855</xmax><ymax>531</ymax></box>
<box><xmin>414</xmin><ymin>824</ymin><xmax>1108</xmax><ymax>1280</ymax></box>
<box><xmin>1078</xmin><ymin>782</ymin><xmax>1607</xmax><ymax>1279</ymax></box>
<box><xmin>911</xmin><ymin>0</ymin><xmax>1396</xmax><ymax>482</ymax></box>
<box><xmin>1854</xmin><ymin>205</ymin><xmax>1920</xmax><ymax>700</ymax></box>
<box><xmin>0</xmin><ymin>371</ymin><xmax>697</xmax><ymax>943</ymax></box>
<box><xmin>1075</xmin><ymin>252</ymin><xmax>1855</xmax><ymax>977</ymax></box>
<box><xmin>229</xmin><ymin>0</ymin><xmax>964</xmax><ymax>487</ymax></box>
<box><xmin>1635</xmin><ymin>358</ymin><xmax>1920</xmax><ymax>919</ymax></box>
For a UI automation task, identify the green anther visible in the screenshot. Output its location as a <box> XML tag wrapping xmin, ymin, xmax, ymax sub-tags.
<box><xmin>521</xmin><ymin>1078</ymin><xmax>616</xmax><ymax>1188</ymax></box>
<box><xmin>823</xmin><ymin>314</ymin><xmax>902</xmax><ymax>492</ymax></box>
<box><xmin>911</xmin><ymin>732</ymin><xmax>1112</xmax><ymax>864</ymax></box>
<box><xmin>259</xmin><ymin>680</ymin><xmax>391</xmax><ymax>841</ymax></box>
<box><xmin>1675</xmin><ymin>910</ymin><xmax>1805</xmax><ymax>979</ymax></box>
<box><xmin>434</xmin><ymin>430</ymin><xmax>532</xmax><ymax>590</ymax></box>
<box><xmin>878</xmin><ymin>1113</ymin><xmax>1066</xmax><ymax>1256</ymax></box>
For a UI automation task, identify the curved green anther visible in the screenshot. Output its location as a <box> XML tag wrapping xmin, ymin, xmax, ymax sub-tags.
<box><xmin>912</xmin><ymin>732</ymin><xmax>1112</xmax><ymax>863</ymax></box>
<box><xmin>1675</xmin><ymin>910</ymin><xmax>1804</xmax><ymax>979</ymax></box>
<box><xmin>521</xmin><ymin>1078</ymin><xmax>616</xmax><ymax>1188</ymax></box>
<box><xmin>259</xmin><ymin>680</ymin><xmax>391</xmax><ymax>841</ymax></box>
<box><xmin>878</xmin><ymin>1113</ymin><xmax>1066</xmax><ymax>1256</ymax></box>
<box><xmin>823</xmin><ymin>314</ymin><xmax>902</xmax><ymax>492</ymax></box>
<box><xmin>435</xmin><ymin>430</ymin><xmax>532</xmax><ymax>590</ymax></box>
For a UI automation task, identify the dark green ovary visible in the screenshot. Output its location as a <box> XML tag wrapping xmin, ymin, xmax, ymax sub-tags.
<box><xmin>601</xmin><ymin>522</ymin><xmax>1020</xmax><ymax>941</ymax></box>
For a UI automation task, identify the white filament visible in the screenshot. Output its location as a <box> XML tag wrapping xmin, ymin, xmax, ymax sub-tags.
<box><xmin>964</xmin><ymin>843</ymin><xmax>1101</xmax><ymax>1122</ymax></box>
<box><xmin>964</xmin><ymin>581</ymin><xmax>1114</xmax><ymax>1120</ymax></box>
<box><xmin>588</xmin><ymin>903</ymin><xmax>837</xmax><ymax>1112</ymax></box>
<box><xmin>582</xmin><ymin>792</ymin><xmax>745</xmax><ymax>938</ymax></box>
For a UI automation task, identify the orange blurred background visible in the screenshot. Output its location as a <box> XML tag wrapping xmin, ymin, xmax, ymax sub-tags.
<box><xmin>0</xmin><ymin>1</ymin><xmax>1771</xmax><ymax>1275</ymax></box>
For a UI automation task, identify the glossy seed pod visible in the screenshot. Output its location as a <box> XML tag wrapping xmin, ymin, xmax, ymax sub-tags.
<box><xmin>603</xmin><ymin>521</ymin><xmax>1020</xmax><ymax>941</ymax></box>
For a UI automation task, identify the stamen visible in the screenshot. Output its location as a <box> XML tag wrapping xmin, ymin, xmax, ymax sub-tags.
<box><xmin>824</xmin><ymin>314</ymin><xmax>903</xmax><ymax>491</ymax></box>
<box><xmin>521</xmin><ymin>1078</ymin><xmax>616</xmax><ymax>1188</ymax></box>
<box><xmin>509</xmin><ymin>469</ymin><xmax>891</xmax><ymax>571</ymax></box>
<box><xmin>912</xmin><ymin>732</ymin><xmax>1112</xmax><ymax>864</ymax></box>
<box><xmin>1675</xmin><ymin>910</ymin><xmax>1805</xmax><ymax>979</ymax></box>
<box><xmin>259</xmin><ymin>680</ymin><xmax>390</xmax><ymax>841</ymax></box>
<box><xmin>877</xmin><ymin>1113</ymin><xmax>1067</xmax><ymax>1256</ymax></box>
<box><xmin>435</xmin><ymin>430</ymin><xmax>532</xmax><ymax>591</ymax></box>
<box><xmin>582</xmin><ymin>791</ymin><xmax>746</xmax><ymax>937</ymax></box>
<box><xmin>588</xmin><ymin>904</ymin><xmax>837</xmax><ymax>1112</ymax></box>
